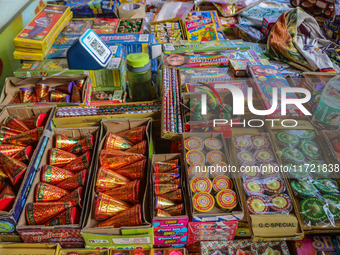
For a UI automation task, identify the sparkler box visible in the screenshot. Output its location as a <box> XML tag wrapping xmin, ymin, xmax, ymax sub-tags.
<box><xmin>81</xmin><ymin>118</ymin><xmax>154</xmax><ymax>249</ymax></box>
<box><xmin>0</xmin><ymin>105</ymin><xmax>55</xmax><ymax>233</ymax></box>
<box><xmin>16</xmin><ymin>126</ymin><xmax>100</xmax><ymax>247</ymax></box>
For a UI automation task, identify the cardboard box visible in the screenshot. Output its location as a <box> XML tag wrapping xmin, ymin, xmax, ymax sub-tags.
<box><xmin>322</xmin><ymin>130</ymin><xmax>340</xmax><ymax>164</ymax></box>
<box><xmin>0</xmin><ymin>75</ymin><xmax>90</xmax><ymax>107</ymax></box>
<box><xmin>0</xmin><ymin>105</ymin><xmax>55</xmax><ymax>233</ymax></box>
<box><xmin>16</xmin><ymin>127</ymin><xmax>100</xmax><ymax>247</ymax></box>
<box><xmin>292</xmin><ymin>235</ymin><xmax>340</xmax><ymax>255</ymax></box>
<box><xmin>0</xmin><ymin>243</ymin><xmax>61</xmax><ymax>255</ymax></box>
<box><xmin>81</xmin><ymin>118</ymin><xmax>154</xmax><ymax>249</ymax></box>
<box><xmin>59</xmin><ymin>249</ymin><xmax>109</xmax><ymax>255</ymax></box>
<box><xmin>117</xmin><ymin>19</ymin><xmax>145</xmax><ymax>34</ymax></box>
<box><xmin>151</xmin><ymin>154</ymin><xmax>189</xmax><ymax>247</ymax></box>
<box><xmin>150</xmin><ymin>18</ymin><xmax>186</xmax><ymax>43</ymax></box>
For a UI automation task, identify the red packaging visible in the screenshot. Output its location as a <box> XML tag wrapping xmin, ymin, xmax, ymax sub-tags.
<box><xmin>0</xmin><ymin>184</ymin><xmax>16</xmax><ymax>211</ymax></box>
<box><xmin>58</xmin><ymin>187</ymin><xmax>83</xmax><ymax>207</ymax></box>
<box><xmin>35</xmin><ymin>182</ymin><xmax>69</xmax><ymax>202</ymax></box>
<box><xmin>49</xmin><ymin>148</ymin><xmax>77</xmax><ymax>167</ymax></box>
<box><xmin>2</xmin><ymin>127</ymin><xmax>44</xmax><ymax>146</ymax></box>
<box><xmin>63</xmin><ymin>151</ymin><xmax>91</xmax><ymax>172</ymax></box>
<box><xmin>104</xmin><ymin>133</ymin><xmax>133</xmax><ymax>151</ymax></box>
<box><xmin>117</xmin><ymin>126</ymin><xmax>146</xmax><ymax>145</ymax></box>
<box><xmin>126</xmin><ymin>141</ymin><xmax>147</xmax><ymax>155</ymax></box>
<box><xmin>35</xmin><ymin>83</ymin><xmax>50</xmax><ymax>102</ymax></box>
<box><xmin>55</xmin><ymin>134</ymin><xmax>93</xmax><ymax>155</ymax></box>
<box><xmin>2</xmin><ymin>116</ymin><xmax>29</xmax><ymax>133</ymax></box>
<box><xmin>22</xmin><ymin>113</ymin><xmax>49</xmax><ymax>129</ymax></box>
<box><xmin>40</xmin><ymin>165</ymin><xmax>74</xmax><ymax>185</ymax></box>
<box><xmin>103</xmin><ymin>180</ymin><xmax>140</xmax><ymax>204</ymax></box>
<box><xmin>114</xmin><ymin>159</ymin><xmax>146</xmax><ymax>180</ymax></box>
<box><xmin>13</xmin><ymin>145</ymin><xmax>33</xmax><ymax>163</ymax></box>
<box><xmin>57</xmin><ymin>169</ymin><xmax>87</xmax><ymax>190</ymax></box>
<box><xmin>0</xmin><ymin>144</ymin><xmax>25</xmax><ymax>157</ymax></box>
<box><xmin>44</xmin><ymin>206</ymin><xmax>80</xmax><ymax>226</ymax></box>
<box><xmin>99</xmin><ymin>149</ymin><xmax>145</xmax><ymax>171</ymax></box>
<box><xmin>95</xmin><ymin>192</ymin><xmax>131</xmax><ymax>220</ymax></box>
<box><xmin>95</xmin><ymin>167</ymin><xmax>130</xmax><ymax>192</ymax></box>
<box><xmin>0</xmin><ymin>152</ymin><xmax>27</xmax><ymax>187</ymax></box>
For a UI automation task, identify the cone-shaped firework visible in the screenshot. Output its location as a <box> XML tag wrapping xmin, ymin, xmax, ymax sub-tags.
<box><xmin>49</xmin><ymin>148</ymin><xmax>77</xmax><ymax>167</ymax></box>
<box><xmin>0</xmin><ymin>129</ymin><xmax>20</xmax><ymax>142</ymax></box>
<box><xmin>26</xmin><ymin>201</ymin><xmax>72</xmax><ymax>225</ymax></box>
<box><xmin>96</xmin><ymin>167</ymin><xmax>130</xmax><ymax>193</ymax></box>
<box><xmin>155</xmin><ymin>184</ymin><xmax>179</xmax><ymax>196</ymax></box>
<box><xmin>71</xmin><ymin>80</ymin><xmax>84</xmax><ymax>103</ymax></box>
<box><xmin>0</xmin><ymin>176</ymin><xmax>5</xmax><ymax>191</ymax></box>
<box><xmin>55</xmin><ymin>134</ymin><xmax>93</xmax><ymax>155</ymax></box>
<box><xmin>0</xmin><ymin>152</ymin><xmax>27</xmax><ymax>187</ymax></box>
<box><xmin>2</xmin><ymin>116</ymin><xmax>29</xmax><ymax>133</ymax></box>
<box><xmin>63</xmin><ymin>151</ymin><xmax>91</xmax><ymax>172</ymax></box>
<box><xmin>104</xmin><ymin>133</ymin><xmax>133</xmax><ymax>151</ymax></box>
<box><xmin>159</xmin><ymin>189</ymin><xmax>182</xmax><ymax>203</ymax></box>
<box><xmin>154</xmin><ymin>173</ymin><xmax>180</xmax><ymax>185</ymax></box>
<box><xmin>35</xmin><ymin>182</ymin><xmax>69</xmax><ymax>202</ymax></box>
<box><xmin>76</xmin><ymin>79</ymin><xmax>85</xmax><ymax>88</ymax></box>
<box><xmin>164</xmin><ymin>204</ymin><xmax>183</xmax><ymax>216</ymax></box>
<box><xmin>35</xmin><ymin>83</ymin><xmax>50</xmax><ymax>102</ymax></box>
<box><xmin>156</xmin><ymin>209</ymin><xmax>172</xmax><ymax>217</ymax></box>
<box><xmin>115</xmin><ymin>159</ymin><xmax>146</xmax><ymax>180</ymax></box>
<box><xmin>50</xmin><ymin>90</ymin><xmax>70</xmax><ymax>103</ymax></box>
<box><xmin>0</xmin><ymin>168</ymin><xmax>8</xmax><ymax>178</ymax></box>
<box><xmin>103</xmin><ymin>180</ymin><xmax>140</xmax><ymax>204</ymax></box>
<box><xmin>0</xmin><ymin>145</ymin><xmax>25</xmax><ymax>157</ymax></box>
<box><xmin>96</xmin><ymin>204</ymin><xmax>142</xmax><ymax>228</ymax></box>
<box><xmin>0</xmin><ymin>184</ymin><xmax>16</xmax><ymax>211</ymax></box>
<box><xmin>100</xmin><ymin>150</ymin><xmax>144</xmax><ymax>171</ymax></box>
<box><xmin>155</xmin><ymin>196</ymin><xmax>175</xmax><ymax>210</ymax></box>
<box><xmin>58</xmin><ymin>187</ymin><xmax>83</xmax><ymax>207</ymax></box>
<box><xmin>22</xmin><ymin>113</ymin><xmax>48</xmax><ymax>129</ymax></box>
<box><xmin>154</xmin><ymin>160</ymin><xmax>179</xmax><ymax>173</ymax></box>
<box><xmin>13</xmin><ymin>146</ymin><xmax>33</xmax><ymax>164</ymax></box>
<box><xmin>2</xmin><ymin>127</ymin><xmax>43</xmax><ymax>146</ymax></box>
<box><xmin>44</xmin><ymin>206</ymin><xmax>80</xmax><ymax>226</ymax></box>
<box><xmin>57</xmin><ymin>170</ymin><xmax>87</xmax><ymax>191</ymax></box>
<box><xmin>117</xmin><ymin>126</ymin><xmax>146</xmax><ymax>145</ymax></box>
<box><xmin>10</xmin><ymin>93</ymin><xmax>21</xmax><ymax>104</ymax></box>
<box><xmin>126</xmin><ymin>141</ymin><xmax>147</xmax><ymax>155</ymax></box>
<box><xmin>41</xmin><ymin>165</ymin><xmax>74</xmax><ymax>185</ymax></box>
<box><xmin>19</xmin><ymin>88</ymin><xmax>34</xmax><ymax>103</ymax></box>
<box><xmin>95</xmin><ymin>193</ymin><xmax>132</xmax><ymax>220</ymax></box>
<box><xmin>54</xmin><ymin>82</ymin><xmax>73</xmax><ymax>94</ymax></box>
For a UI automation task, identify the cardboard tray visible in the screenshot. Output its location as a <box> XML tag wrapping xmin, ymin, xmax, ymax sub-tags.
<box><xmin>81</xmin><ymin>118</ymin><xmax>154</xmax><ymax>249</ymax></box>
<box><xmin>0</xmin><ymin>75</ymin><xmax>90</xmax><ymax>107</ymax></box>
<box><xmin>0</xmin><ymin>243</ymin><xmax>61</xmax><ymax>255</ymax></box>
<box><xmin>150</xmin><ymin>18</ymin><xmax>187</xmax><ymax>41</ymax></box>
<box><xmin>16</xmin><ymin>126</ymin><xmax>100</xmax><ymax>247</ymax></box>
<box><xmin>0</xmin><ymin>105</ymin><xmax>55</xmax><ymax>233</ymax></box>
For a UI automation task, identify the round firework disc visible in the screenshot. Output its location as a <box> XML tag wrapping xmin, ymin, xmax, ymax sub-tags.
<box><xmin>309</xmin><ymin>160</ymin><xmax>330</xmax><ymax>177</ymax></box>
<box><xmin>255</xmin><ymin>149</ymin><xmax>275</xmax><ymax>163</ymax></box>
<box><xmin>291</xmin><ymin>180</ymin><xmax>317</xmax><ymax>197</ymax></box>
<box><xmin>240</xmin><ymin>165</ymin><xmax>260</xmax><ymax>178</ymax></box>
<box><xmin>186</xmin><ymin>150</ymin><xmax>205</xmax><ymax>165</ymax></box>
<box><xmin>243</xmin><ymin>179</ymin><xmax>264</xmax><ymax>196</ymax></box>
<box><xmin>216</xmin><ymin>189</ymin><xmax>237</xmax><ymax>210</ymax></box>
<box><xmin>252</xmin><ymin>136</ymin><xmax>269</xmax><ymax>150</ymax></box>
<box><xmin>314</xmin><ymin>178</ymin><xmax>339</xmax><ymax>194</ymax></box>
<box><xmin>298</xmin><ymin>130</ymin><xmax>316</xmax><ymax>140</ymax></box>
<box><xmin>247</xmin><ymin>195</ymin><xmax>269</xmax><ymax>214</ymax></box>
<box><xmin>331</xmin><ymin>137</ymin><xmax>340</xmax><ymax>153</ymax></box>
<box><xmin>205</xmin><ymin>138</ymin><xmax>223</xmax><ymax>151</ymax></box>
<box><xmin>206</xmin><ymin>150</ymin><xmax>226</xmax><ymax>165</ymax></box>
<box><xmin>190</xmin><ymin>177</ymin><xmax>212</xmax><ymax>193</ymax></box>
<box><xmin>187</xmin><ymin>164</ymin><xmax>207</xmax><ymax>179</ymax></box>
<box><xmin>322</xmin><ymin>194</ymin><xmax>340</xmax><ymax>218</ymax></box>
<box><xmin>210</xmin><ymin>161</ymin><xmax>229</xmax><ymax>178</ymax></box>
<box><xmin>261</xmin><ymin>163</ymin><xmax>279</xmax><ymax>177</ymax></box>
<box><xmin>300</xmin><ymin>197</ymin><xmax>327</xmax><ymax>222</ymax></box>
<box><xmin>286</xmin><ymin>164</ymin><xmax>310</xmax><ymax>179</ymax></box>
<box><xmin>212</xmin><ymin>176</ymin><xmax>233</xmax><ymax>192</ymax></box>
<box><xmin>300</xmin><ymin>140</ymin><xmax>321</xmax><ymax>160</ymax></box>
<box><xmin>185</xmin><ymin>137</ymin><xmax>204</xmax><ymax>151</ymax></box>
<box><xmin>270</xmin><ymin>193</ymin><xmax>292</xmax><ymax>212</ymax></box>
<box><xmin>237</xmin><ymin>151</ymin><xmax>255</xmax><ymax>165</ymax></box>
<box><xmin>193</xmin><ymin>192</ymin><xmax>215</xmax><ymax>213</ymax></box>
<box><xmin>264</xmin><ymin>178</ymin><xmax>285</xmax><ymax>194</ymax></box>
<box><xmin>276</xmin><ymin>132</ymin><xmax>300</xmax><ymax>147</ymax></box>
<box><xmin>233</xmin><ymin>136</ymin><xmax>252</xmax><ymax>150</ymax></box>
<box><xmin>281</xmin><ymin>147</ymin><xmax>305</xmax><ymax>164</ymax></box>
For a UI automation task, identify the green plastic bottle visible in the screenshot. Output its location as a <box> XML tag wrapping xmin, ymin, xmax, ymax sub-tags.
<box><xmin>126</xmin><ymin>52</ymin><xmax>154</xmax><ymax>101</ymax></box>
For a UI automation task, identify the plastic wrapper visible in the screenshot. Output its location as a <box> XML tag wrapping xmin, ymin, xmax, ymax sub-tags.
<box><xmin>154</xmin><ymin>2</ymin><xmax>194</xmax><ymax>21</ymax></box>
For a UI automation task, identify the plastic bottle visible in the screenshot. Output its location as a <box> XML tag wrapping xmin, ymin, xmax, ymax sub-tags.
<box><xmin>126</xmin><ymin>52</ymin><xmax>154</xmax><ymax>101</ymax></box>
<box><xmin>313</xmin><ymin>76</ymin><xmax>340</xmax><ymax>130</ymax></box>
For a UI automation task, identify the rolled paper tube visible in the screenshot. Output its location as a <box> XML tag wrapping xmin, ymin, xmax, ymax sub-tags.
<box><xmin>159</xmin><ymin>189</ymin><xmax>182</xmax><ymax>203</ymax></box>
<box><xmin>96</xmin><ymin>167</ymin><xmax>130</xmax><ymax>192</ymax></box>
<box><xmin>19</xmin><ymin>88</ymin><xmax>34</xmax><ymax>103</ymax></box>
<box><xmin>126</xmin><ymin>141</ymin><xmax>147</xmax><ymax>155</ymax></box>
<box><xmin>104</xmin><ymin>133</ymin><xmax>133</xmax><ymax>151</ymax></box>
<box><xmin>50</xmin><ymin>90</ymin><xmax>69</xmax><ymax>102</ymax></box>
<box><xmin>22</xmin><ymin>113</ymin><xmax>48</xmax><ymax>129</ymax></box>
<box><xmin>35</xmin><ymin>182</ymin><xmax>69</xmax><ymax>202</ymax></box>
<box><xmin>0</xmin><ymin>145</ymin><xmax>25</xmax><ymax>157</ymax></box>
<box><xmin>96</xmin><ymin>204</ymin><xmax>142</xmax><ymax>228</ymax></box>
<box><xmin>0</xmin><ymin>184</ymin><xmax>16</xmax><ymax>211</ymax></box>
<box><xmin>114</xmin><ymin>159</ymin><xmax>146</xmax><ymax>180</ymax></box>
<box><xmin>154</xmin><ymin>162</ymin><xmax>179</xmax><ymax>173</ymax></box>
<box><xmin>55</xmin><ymin>134</ymin><xmax>93</xmax><ymax>155</ymax></box>
<box><xmin>35</xmin><ymin>83</ymin><xmax>50</xmax><ymax>102</ymax></box>
<box><xmin>54</xmin><ymin>82</ymin><xmax>73</xmax><ymax>94</ymax></box>
<box><xmin>156</xmin><ymin>209</ymin><xmax>171</xmax><ymax>217</ymax></box>
<box><xmin>41</xmin><ymin>165</ymin><xmax>74</xmax><ymax>185</ymax></box>
<box><xmin>71</xmin><ymin>85</ymin><xmax>82</xmax><ymax>103</ymax></box>
<box><xmin>95</xmin><ymin>193</ymin><xmax>132</xmax><ymax>220</ymax></box>
<box><xmin>57</xmin><ymin>169</ymin><xmax>87</xmax><ymax>191</ymax></box>
<box><xmin>10</xmin><ymin>93</ymin><xmax>21</xmax><ymax>104</ymax></box>
<box><xmin>44</xmin><ymin>206</ymin><xmax>80</xmax><ymax>226</ymax></box>
<box><xmin>99</xmin><ymin>150</ymin><xmax>145</xmax><ymax>171</ymax></box>
<box><xmin>117</xmin><ymin>126</ymin><xmax>146</xmax><ymax>145</ymax></box>
<box><xmin>63</xmin><ymin>151</ymin><xmax>91</xmax><ymax>172</ymax></box>
<box><xmin>25</xmin><ymin>201</ymin><xmax>73</xmax><ymax>225</ymax></box>
<box><xmin>103</xmin><ymin>180</ymin><xmax>140</xmax><ymax>204</ymax></box>
<box><xmin>2</xmin><ymin>116</ymin><xmax>30</xmax><ymax>133</ymax></box>
<box><xmin>13</xmin><ymin>146</ymin><xmax>33</xmax><ymax>164</ymax></box>
<box><xmin>154</xmin><ymin>173</ymin><xmax>180</xmax><ymax>184</ymax></box>
<box><xmin>0</xmin><ymin>152</ymin><xmax>27</xmax><ymax>187</ymax></box>
<box><xmin>164</xmin><ymin>204</ymin><xmax>183</xmax><ymax>214</ymax></box>
<box><xmin>155</xmin><ymin>184</ymin><xmax>179</xmax><ymax>196</ymax></box>
<box><xmin>58</xmin><ymin>187</ymin><xmax>83</xmax><ymax>207</ymax></box>
<box><xmin>2</xmin><ymin>127</ymin><xmax>44</xmax><ymax>146</ymax></box>
<box><xmin>49</xmin><ymin>148</ymin><xmax>77</xmax><ymax>167</ymax></box>
<box><xmin>155</xmin><ymin>196</ymin><xmax>175</xmax><ymax>210</ymax></box>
